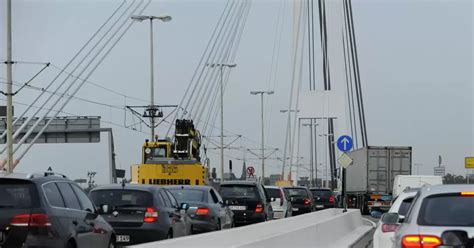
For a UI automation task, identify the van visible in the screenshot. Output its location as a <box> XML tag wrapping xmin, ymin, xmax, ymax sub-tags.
<box><xmin>392</xmin><ymin>175</ymin><xmax>442</xmax><ymax>198</ymax></box>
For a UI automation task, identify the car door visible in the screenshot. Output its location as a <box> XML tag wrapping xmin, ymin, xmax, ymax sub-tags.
<box><xmin>210</xmin><ymin>189</ymin><xmax>231</xmax><ymax>228</ymax></box>
<box><xmin>260</xmin><ymin>185</ymin><xmax>273</xmax><ymax>219</ymax></box>
<box><xmin>70</xmin><ymin>184</ymin><xmax>110</xmax><ymax>247</ymax></box>
<box><xmin>164</xmin><ymin>190</ymin><xmax>188</xmax><ymax>237</ymax></box>
<box><xmin>56</xmin><ymin>182</ymin><xmax>93</xmax><ymax>247</ymax></box>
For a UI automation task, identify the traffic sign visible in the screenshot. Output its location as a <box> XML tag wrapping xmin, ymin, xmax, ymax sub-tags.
<box><xmin>434</xmin><ymin>166</ymin><xmax>445</xmax><ymax>176</ymax></box>
<box><xmin>247</xmin><ymin>166</ymin><xmax>255</xmax><ymax>177</ymax></box>
<box><xmin>465</xmin><ymin>157</ymin><xmax>474</xmax><ymax>169</ymax></box>
<box><xmin>337</xmin><ymin>153</ymin><xmax>353</xmax><ymax>169</ymax></box>
<box><xmin>337</xmin><ymin>135</ymin><xmax>353</xmax><ymax>152</ymax></box>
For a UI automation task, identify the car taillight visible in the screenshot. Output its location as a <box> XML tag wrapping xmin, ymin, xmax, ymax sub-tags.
<box><xmin>402</xmin><ymin>235</ymin><xmax>442</xmax><ymax>248</ymax></box>
<box><xmin>279</xmin><ymin>189</ymin><xmax>284</xmax><ymax>206</ymax></box>
<box><xmin>195</xmin><ymin>208</ymin><xmax>209</xmax><ymax>216</ymax></box>
<box><xmin>255</xmin><ymin>204</ymin><xmax>263</xmax><ymax>213</ymax></box>
<box><xmin>460</xmin><ymin>192</ymin><xmax>474</xmax><ymax>196</ymax></box>
<box><xmin>304</xmin><ymin>198</ymin><xmax>311</xmax><ymax>205</ymax></box>
<box><xmin>11</xmin><ymin>213</ymin><xmax>51</xmax><ymax>227</ymax></box>
<box><xmin>329</xmin><ymin>196</ymin><xmax>334</xmax><ymax>204</ymax></box>
<box><xmin>381</xmin><ymin>223</ymin><xmax>399</xmax><ymax>233</ymax></box>
<box><xmin>144</xmin><ymin>207</ymin><xmax>159</xmax><ymax>223</ymax></box>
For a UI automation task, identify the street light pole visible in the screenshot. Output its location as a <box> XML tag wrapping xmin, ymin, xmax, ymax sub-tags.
<box><xmin>251</xmin><ymin>90</ymin><xmax>274</xmax><ymax>184</ymax></box>
<box><xmin>279</xmin><ymin>109</ymin><xmax>299</xmax><ymax>180</ymax></box>
<box><xmin>131</xmin><ymin>15</ymin><xmax>172</xmax><ymax>141</ymax></box>
<box><xmin>5</xmin><ymin>0</ymin><xmax>14</xmax><ymax>174</ymax></box>
<box><xmin>207</xmin><ymin>63</ymin><xmax>237</xmax><ymax>181</ymax></box>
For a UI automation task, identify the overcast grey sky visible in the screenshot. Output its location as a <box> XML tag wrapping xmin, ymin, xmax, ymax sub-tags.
<box><xmin>0</xmin><ymin>0</ymin><xmax>472</xmax><ymax>183</ymax></box>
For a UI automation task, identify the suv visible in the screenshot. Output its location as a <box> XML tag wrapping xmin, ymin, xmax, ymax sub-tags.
<box><xmin>89</xmin><ymin>184</ymin><xmax>191</xmax><ymax>246</ymax></box>
<box><xmin>0</xmin><ymin>172</ymin><xmax>115</xmax><ymax>248</ymax></box>
<box><xmin>284</xmin><ymin>187</ymin><xmax>315</xmax><ymax>216</ymax></box>
<box><xmin>392</xmin><ymin>185</ymin><xmax>474</xmax><ymax>248</ymax></box>
<box><xmin>264</xmin><ymin>186</ymin><xmax>292</xmax><ymax>219</ymax></box>
<box><xmin>309</xmin><ymin>188</ymin><xmax>336</xmax><ymax>210</ymax></box>
<box><xmin>219</xmin><ymin>181</ymin><xmax>273</xmax><ymax>226</ymax></box>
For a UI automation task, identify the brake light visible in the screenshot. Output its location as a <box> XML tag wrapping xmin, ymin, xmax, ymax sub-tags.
<box><xmin>255</xmin><ymin>204</ymin><xmax>263</xmax><ymax>213</ymax></box>
<box><xmin>381</xmin><ymin>223</ymin><xmax>399</xmax><ymax>233</ymax></box>
<box><xmin>304</xmin><ymin>198</ymin><xmax>311</xmax><ymax>205</ymax></box>
<box><xmin>144</xmin><ymin>207</ymin><xmax>158</xmax><ymax>223</ymax></box>
<box><xmin>402</xmin><ymin>235</ymin><xmax>442</xmax><ymax>248</ymax></box>
<box><xmin>460</xmin><ymin>192</ymin><xmax>474</xmax><ymax>196</ymax></box>
<box><xmin>279</xmin><ymin>189</ymin><xmax>284</xmax><ymax>206</ymax></box>
<box><xmin>329</xmin><ymin>196</ymin><xmax>334</xmax><ymax>204</ymax></box>
<box><xmin>195</xmin><ymin>208</ymin><xmax>209</xmax><ymax>216</ymax></box>
<box><xmin>11</xmin><ymin>213</ymin><xmax>51</xmax><ymax>227</ymax></box>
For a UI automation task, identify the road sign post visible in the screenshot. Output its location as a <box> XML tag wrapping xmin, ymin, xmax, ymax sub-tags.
<box><xmin>336</xmin><ymin>135</ymin><xmax>353</xmax><ymax>213</ymax></box>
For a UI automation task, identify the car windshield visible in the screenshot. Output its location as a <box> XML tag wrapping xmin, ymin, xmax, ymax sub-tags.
<box><xmin>287</xmin><ymin>188</ymin><xmax>308</xmax><ymax>198</ymax></box>
<box><xmin>265</xmin><ymin>188</ymin><xmax>281</xmax><ymax>199</ymax></box>
<box><xmin>90</xmin><ymin>190</ymin><xmax>153</xmax><ymax>208</ymax></box>
<box><xmin>168</xmin><ymin>189</ymin><xmax>205</xmax><ymax>203</ymax></box>
<box><xmin>220</xmin><ymin>185</ymin><xmax>259</xmax><ymax>199</ymax></box>
<box><xmin>0</xmin><ymin>180</ymin><xmax>38</xmax><ymax>208</ymax></box>
<box><xmin>310</xmin><ymin>190</ymin><xmax>332</xmax><ymax>198</ymax></box>
<box><xmin>418</xmin><ymin>194</ymin><xmax>474</xmax><ymax>227</ymax></box>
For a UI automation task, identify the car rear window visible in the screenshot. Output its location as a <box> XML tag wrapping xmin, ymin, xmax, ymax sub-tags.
<box><xmin>398</xmin><ymin>197</ymin><xmax>414</xmax><ymax>216</ymax></box>
<box><xmin>418</xmin><ymin>194</ymin><xmax>474</xmax><ymax>227</ymax></box>
<box><xmin>220</xmin><ymin>185</ymin><xmax>259</xmax><ymax>199</ymax></box>
<box><xmin>0</xmin><ymin>179</ymin><xmax>38</xmax><ymax>208</ymax></box>
<box><xmin>168</xmin><ymin>189</ymin><xmax>205</xmax><ymax>203</ymax></box>
<box><xmin>90</xmin><ymin>190</ymin><xmax>153</xmax><ymax>208</ymax></box>
<box><xmin>287</xmin><ymin>188</ymin><xmax>308</xmax><ymax>198</ymax></box>
<box><xmin>265</xmin><ymin>188</ymin><xmax>281</xmax><ymax>199</ymax></box>
<box><xmin>310</xmin><ymin>190</ymin><xmax>332</xmax><ymax>198</ymax></box>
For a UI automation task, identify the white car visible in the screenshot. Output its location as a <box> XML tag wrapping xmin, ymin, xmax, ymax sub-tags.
<box><xmin>264</xmin><ymin>186</ymin><xmax>292</xmax><ymax>219</ymax></box>
<box><xmin>373</xmin><ymin>189</ymin><xmax>418</xmax><ymax>248</ymax></box>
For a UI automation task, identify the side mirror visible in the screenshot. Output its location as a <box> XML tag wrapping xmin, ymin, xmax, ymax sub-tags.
<box><xmin>270</xmin><ymin>197</ymin><xmax>276</xmax><ymax>202</ymax></box>
<box><xmin>101</xmin><ymin>204</ymin><xmax>109</xmax><ymax>214</ymax></box>
<box><xmin>381</xmin><ymin>212</ymin><xmax>400</xmax><ymax>224</ymax></box>
<box><xmin>398</xmin><ymin>215</ymin><xmax>406</xmax><ymax>223</ymax></box>
<box><xmin>180</xmin><ymin>203</ymin><xmax>190</xmax><ymax>211</ymax></box>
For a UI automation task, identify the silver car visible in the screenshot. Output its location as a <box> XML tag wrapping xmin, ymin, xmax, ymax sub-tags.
<box><xmin>264</xmin><ymin>186</ymin><xmax>292</xmax><ymax>219</ymax></box>
<box><xmin>390</xmin><ymin>184</ymin><xmax>474</xmax><ymax>248</ymax></box>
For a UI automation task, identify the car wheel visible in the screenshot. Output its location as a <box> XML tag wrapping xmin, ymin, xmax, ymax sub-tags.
<box><xmin>66</xmin><ymin>239</ymin><xmax>76</xmax><ymax>248</ymax></box>
<box><xmin>108</xmin><ymin>237</ymin><xmax>116</xmax><ymax>248</ymax></box>
<box><xmin>216</xmin><ymin>219</ymin><xmax>221</xmax><ymax>231</ymax></box>
<box><xmin>167</xmin><ymin>230</ymin><xmax>173</xmax><ymax>239</ymax></box>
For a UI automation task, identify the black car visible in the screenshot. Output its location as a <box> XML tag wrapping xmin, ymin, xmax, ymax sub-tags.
<box><xmin>89</xmin><ymin>184</ymin><xmax>190</xmax><ymax>246</ymax></box>
<box><xmin>309</xmin><ymin>188</ymin><xmax>336</xmax><ymax>210</ymax></box>
<box><xmin>219</xmin><ymin>181</ymin><xmax>273</xmax><ymax>226</ymax></box>
<box><xmin>284</xmin><ymin>187</ymin><xmax>315</xmax><ymax>216</ymax></box>
<box><xmin>0</xmin><ymin>172</ymin><xmax>115</xmax><ymax>248</ymax></box>
<box><xmin>167</xmin><ymin>185</ymin><xmax>234</xmax><ymax>233</ymax></box>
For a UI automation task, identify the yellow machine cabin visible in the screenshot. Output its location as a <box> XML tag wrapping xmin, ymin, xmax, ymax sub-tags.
<box><xmin>131</xmin><ymin>119</ymin><xmax>208</xmax><ymax>186</ymax></box>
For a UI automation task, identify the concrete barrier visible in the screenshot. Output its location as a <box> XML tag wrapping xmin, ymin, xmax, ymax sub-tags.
<box><xmin>131</xmin><ymin>209</ymin><xmax>374</xmax><ymax>248</ymax></box>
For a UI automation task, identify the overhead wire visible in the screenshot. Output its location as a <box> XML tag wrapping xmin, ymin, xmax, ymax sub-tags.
<box><xmin>12</xmin><ymin>0</ymin><xmax>151</xmax><ymax>162</ymax></box>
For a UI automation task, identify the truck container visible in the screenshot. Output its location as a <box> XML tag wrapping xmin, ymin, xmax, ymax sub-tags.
<box><xmin>345</xmin><ymin>146</ymin><xmax>412</xmax><ymax>214</ymax></box>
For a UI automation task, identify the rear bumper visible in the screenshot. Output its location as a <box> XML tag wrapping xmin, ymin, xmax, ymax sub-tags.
<box><xmin>314</xmin><ymin>202</ymin><xmax>335</xmax><ymax>210</ymax></box>
<box><xmin>114</xmin><ymin>227</ymin><xmax>167</xmax><ymax>245</ymax></box>
<box><xmin>291</xmin><ymin>206</ymin><xmax>312</xmax><ymax>215</ymax></box>
<box><xmin>190</xmin><ymin>219</ymin><xmax>216</xmax><ymax>233</ymax></box>
<box><xmin>232</xmin><ymin>212</ymin><xmax>266</xmax><ymax>225</ymax></box>
<box><xmin>273</xmin><ymin>210</ymin><xmax>286</xmax><ymax>219</ymax></box>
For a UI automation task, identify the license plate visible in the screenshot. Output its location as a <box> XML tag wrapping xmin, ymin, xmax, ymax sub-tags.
<box><xmin>316</xmin><ymin>205</ymin><xmax>324</xmax><ymax>208</ymax></box>
<box><xmin>373</xmin><ymin>202</ymin><xmax>382</xmax><ymax>207</ymax></box>
<box><xmin>116</xmin><ymin>235</ymin><xmax>130</xmax><ymax>243</ymax></box>
<box><xmin>292</xmin><ymin>208</ymin><xmax>299</xmax><ymax>211</ymax></box>
<box><xmin>229</xmin><ymin>205</ymin><xmax>247</xmax><ymax>211</ymax></box>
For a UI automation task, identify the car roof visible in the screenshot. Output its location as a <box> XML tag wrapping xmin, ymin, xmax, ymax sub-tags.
<box><xmin>0</xmin><ymin>172</ymin><xmax>71</xmax><ymax>184</ymax></box>
<box><xmin>166</xmin><ymin>185</ymin><xmax>211</xmax><ymax>191</ymax></box>
<box><xmin>284</xmin><ymin>186</ymin><xmax>308</xmax><ymax>190</ymax></box>
<box><xmin>309</xmin><ymin>188</ymin><xmax>332</xmax><ymax>191</ymax></box>
<box><xmin>419</xmin><ymin>184</ymin><xmax>474</xmax><ymax>196</ymax></box>
<box><xmin>220</xmin><ymin>181</ymin><xmax>261</xmax><ymax>186</ymax></box>
<box><xmin>91</xmin><ymin>184</ymin><xmax>162</xmax><ymax>192</ymax></box>
<box><xmin>264</xmin><ymin>186</ymin><xmax>280</xmax><ymax>189</ymax></box>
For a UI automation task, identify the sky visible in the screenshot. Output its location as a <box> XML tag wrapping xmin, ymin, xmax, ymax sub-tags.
<box><xmin>0</xmin><ymin>0</ymin><xmax>472</xmax><ymax>184</ymax></box>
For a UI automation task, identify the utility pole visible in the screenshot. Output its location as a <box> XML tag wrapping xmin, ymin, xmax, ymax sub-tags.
<box><xmin>131</xmin><ymin>15</ymin><xmax>172</xmax><ymax>141</ymax></box>
<box><xmin>303</xmin><ymin>122</ymin><xmax>314</xmax><ymax>187</ymax></box>
<box><xmin>207</xmin><ymin>63</ymin><xmax>236</xmax><ymax>181</ymax></box>
<box><xmin>250</xmin><ymin>90</ymin><xmax>274</xmax><ymax>184</ymax></box>
<box><xmin>279</xmin><ymin>109</ymin><xmax>299</xmax><ymax>180</ymax></box>
<box><xmin>5</xmin><ymin>0</ymin><xmax>14</xmax><ymax>174</ymax></box>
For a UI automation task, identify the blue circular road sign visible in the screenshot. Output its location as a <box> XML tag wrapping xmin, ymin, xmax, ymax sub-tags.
<box><xmin>337</xmin><ymin>135</ymin><xmax>353</xmax><ymax>152</ymax></box>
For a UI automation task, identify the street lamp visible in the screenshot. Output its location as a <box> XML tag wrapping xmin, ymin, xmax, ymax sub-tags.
<box><xmin>207</xmin><ymin>63</ymin><xmax>237</xmax><ymax>181</ymax></box>
<box><xmin>250</xmin><ymin>90</ymin><xmax>274</xmax><ymax>184</ymax></box>
<box><xmin>131</xmin><ymin>15</ymin><xmax>172</xmax><ymax>141</ymax></box>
